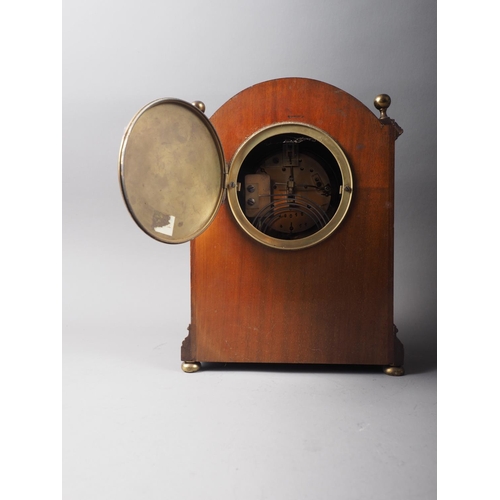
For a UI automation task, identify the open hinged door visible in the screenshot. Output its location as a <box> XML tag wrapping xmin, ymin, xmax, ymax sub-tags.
<box><xmin>119</xmin><ymin>99</ymin><xmax>226</xmax><ymax>244</ymax></box>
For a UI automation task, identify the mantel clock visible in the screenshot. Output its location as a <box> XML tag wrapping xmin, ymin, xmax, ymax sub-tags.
<box><xmin>119</xmin><ymin>78</ymin><xmax>404</xmax><ymax>375</ymax></box>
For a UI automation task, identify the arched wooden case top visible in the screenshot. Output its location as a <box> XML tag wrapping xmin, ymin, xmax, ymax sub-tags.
<box><xmin>182</xmin><ymin>78</ymin><xmax>404</xmax><ymax>369</ymax></box>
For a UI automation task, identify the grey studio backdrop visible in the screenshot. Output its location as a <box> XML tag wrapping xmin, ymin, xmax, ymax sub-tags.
<box><xmin>63</xmin><ymin>1</ymin><xmax>436</xmax><ymax>499</ymax></box>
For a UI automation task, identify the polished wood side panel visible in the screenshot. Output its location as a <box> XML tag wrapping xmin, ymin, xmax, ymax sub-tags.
<box><xmin>184</xmin><ymin>78</ymin><xmax>402</xmax><ymax>366</ymax></box>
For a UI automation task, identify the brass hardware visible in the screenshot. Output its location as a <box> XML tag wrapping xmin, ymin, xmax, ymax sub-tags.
<box><xmin>191</xmin><ymin>100</ymin><xmax>206</xmax><ymax>113</ymax></box>
<box><xmin>227</xmin><ymin>122</ymin><xmax>353</xmax><ymax>250</ymax></box>
<box><xmin>119</xmin><ymin>99</ymin><xmax>225</xmax><ymax>244</ymax></box>
<box><xmin>383</xmin><ymin>366</ymin><xmax>405</xmax><ymax>376</ymax></box>
<box><xmin>374</xmin><ymin>94</ymin><xmax>391</xmax><ymax>119</ymax></box>
<box><xmin>244</xmin><ymin>173</ymin><xmax>271</xmax><ymax>217</ymax></box>
<box><xmin>374</xmin><ymin>95</ymin><xmax>404</xmax><ymax>138</ymax></box>
<box><xmin>181</xmin><ymin>361</ymin><xmax>201</xmax><ymax>373</ymax></box>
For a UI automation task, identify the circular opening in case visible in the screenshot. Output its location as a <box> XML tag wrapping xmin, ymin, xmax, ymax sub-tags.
<box><xmin>227</xmin><ymin>123</ymin><xmax>353</xmax><ymax>250</ymax></box>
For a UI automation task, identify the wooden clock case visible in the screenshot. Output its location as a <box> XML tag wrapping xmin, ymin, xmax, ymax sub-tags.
<box><xmin>120</xmin><ymin>78</ymin><xmax>404</xmax><ymax>375</ymax></box>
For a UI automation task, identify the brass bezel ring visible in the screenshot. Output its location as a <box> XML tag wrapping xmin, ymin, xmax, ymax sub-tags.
<box><xmin>227</xmin><ymin>122</ymin><xmax>353</xmax><ymax>250</ymax></box>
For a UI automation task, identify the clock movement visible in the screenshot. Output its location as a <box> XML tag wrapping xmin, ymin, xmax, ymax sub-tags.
<box><xmin>119</xmin><ymin>78</ymin><xmax>404</xmax><ymax>375</ymax></box>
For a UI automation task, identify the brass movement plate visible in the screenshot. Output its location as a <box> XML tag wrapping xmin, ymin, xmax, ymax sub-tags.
<box><xmin>119</xmin><ymin>99</ymin><xmax>225</xmax><ymax>244</ymax></box>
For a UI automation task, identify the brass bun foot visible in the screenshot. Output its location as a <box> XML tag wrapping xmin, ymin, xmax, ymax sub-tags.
<box><xmin>181</xmin><ymin>361</ymin><xmax>201</xmax><ymax>373</ymax></box>
<box><xmin>383</xmin><ymin>365</ymin><xmax>405</xmax><ymax>376</ymax></box>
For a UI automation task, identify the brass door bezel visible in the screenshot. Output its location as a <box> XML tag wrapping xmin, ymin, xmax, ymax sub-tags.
<box><xmin>227</xmin><ymin>122</ymin><xmax>353</xmax><ymax>250</ymax></box>
<box><xmin>119</xmin><ymin>98</ymin><xmax>226</xmax><ymax>244</ymax></box>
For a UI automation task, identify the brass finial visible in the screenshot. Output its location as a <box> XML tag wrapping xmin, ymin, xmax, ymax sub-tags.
<box><xmin>191</xmin><ymin>101</ymin><xmax>206</xmax><ymax>113</ymax></box>
<box><xmin>374</xmin><ymin>94</ymin><xmax>391</xmax><ymax>120</ymax></box>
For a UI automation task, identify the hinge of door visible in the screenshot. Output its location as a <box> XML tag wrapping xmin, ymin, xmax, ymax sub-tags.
<box><xmin>224</xmin><ymin>163</ymin><xmax>241</xmax><ymax>198</ymax></box>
